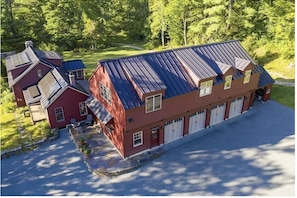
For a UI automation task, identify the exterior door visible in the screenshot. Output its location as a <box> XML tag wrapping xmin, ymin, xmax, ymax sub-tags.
<box><xmin>210</xmin><ymin>103</ymin><xmax>226</xmax><ymax>126</ymax></box>
<box><xmin>188</xmin><ymin>110</ymin><xmax>206</xmax><ymax>134</ymax></box>
<box><xmin>151</xmin><ymin>127</ymin><xmax>159</xmax><ymax>148</ymax></box>
<box><xmin>229</xmin><ymin>97</ymin><xmax>244</xmax><ymax>118</ymax></box>
<box><xmin>164</xmin><ymin>117</ymin><xmax>184</xmax><ymax>144</ymax></box>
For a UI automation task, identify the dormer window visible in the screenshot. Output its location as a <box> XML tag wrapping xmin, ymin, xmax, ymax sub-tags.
<box><xmin>199</xmin><ymin>80</ymin><xmax>213</xmax><ymax>97</ymax></box>
<box><xmin>145</xmin><ymin>94</ymin><xmax>162</xmax><ymax>113</ymax></box>
<box><xmin>243</xmin><ymin>70</ymin><xmax>251</xmax><ymax>84</ymax></box>
<box><xmin>224</xmin><ymin>75</ymin><xmax>232</xmax><ymax>90</ymax></box>
<box><xmin>99</xmin><ymin>82</ymin><xmax>112</xmax><ymax>104</ymax></box>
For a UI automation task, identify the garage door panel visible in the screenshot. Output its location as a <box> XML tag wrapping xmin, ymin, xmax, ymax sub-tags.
<box><xmin>229</xmin><ymin>97</ymin><xmax>243</xmax><ymax>118</ymax></box>
<box><xmin>164</xmin><ymin>117</ymin><xmax>184</xmax><ymax>144</ymax></box>
<box><xmin>188</xmin><ymin>110</ymin><xmax>206</xmax><ymax>134</ymax></box>
<box><xmin>210</xmin><ymin>103</ymin><xmax>226</xmax><ymax>126</ymax></box>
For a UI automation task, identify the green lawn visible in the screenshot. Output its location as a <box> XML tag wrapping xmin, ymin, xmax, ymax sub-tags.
<box><xmin>62</xmin><ymin>45</ymin><xmax>148</xmax><ymax>79</ymax></box>
<box><xmin>271</xmin><ymin>84</ymin><xmax>294</xmax><ymax>109</ymax></box>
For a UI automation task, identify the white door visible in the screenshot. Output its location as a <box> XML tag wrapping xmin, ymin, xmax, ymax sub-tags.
<box><xmin>188</xmin><ymin>110</ymin><xmax>206</xmax><ymax>134</ymax></box>
<box><xmin>164</xmin><ymin>117</ymin><xmax>184</xmax><ymax>144</ymax></box>
<box><xmin>229</xmin><ymin>97</ymin><xmax>244</xmax><ymax>118</ymax></box>
<box><xmin>210</xmin><ymin>103</ymin><xmax>226</xmax><ymax>126</ymax></box>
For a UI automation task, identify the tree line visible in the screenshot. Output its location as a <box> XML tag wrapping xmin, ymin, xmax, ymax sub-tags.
<box><xmin>1</xmin><ymin>0</ymin><xmax>294</xmax><ymax>58</ymax></box>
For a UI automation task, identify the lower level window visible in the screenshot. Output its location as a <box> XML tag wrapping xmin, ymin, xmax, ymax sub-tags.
<box><xmin>55</xmin><ymin>107</ymin><xmax>65</xmax><ymax>122</ymax></box>
<box><xmin>79</xmin><ymin>102</ymin><xmax>88</xmax><ymax>116</ymax></box>
<box><xmin>133</xmin><ymin>131</ymin><xmax>143</xmax><ymax>147</ymax></box>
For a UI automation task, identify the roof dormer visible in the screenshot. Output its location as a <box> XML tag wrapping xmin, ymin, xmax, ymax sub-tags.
<box><xmin>174</xmin><ymin>48</ymin><xmax>217</xmax><ymax>87</ymax></box>
<box><xmin>120</xmin><ymin>56</ymin><xmax>167</xmax><ymax>102</ymax></box>
<box><xmin>235</xmin><ymin>57</ymin><xmax>254</xmax><ymax>71</ymax></box>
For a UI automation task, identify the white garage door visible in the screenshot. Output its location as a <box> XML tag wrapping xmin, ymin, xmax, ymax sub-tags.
<box><xmin>229</xmin><ymin>97</ymin><xmax>244</xmax><ymax>119</ymax></box>
<box><xmin>210</xmin><ymin>103</ymin><xmax>226</xmax><ymax>126</ymax></box>
<box><xmin>188</xmin><ymin>110</ymin><xmax>206</xmax><ymax>134</ymax></box>
<box><xmin>164</xmin><ymin>117</ymin><xmax>184</xmax><ymax>144</ymax></box>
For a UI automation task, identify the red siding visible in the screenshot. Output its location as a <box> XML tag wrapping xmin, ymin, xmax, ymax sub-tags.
<box><xmin>47</xmin><ymin>88</ymin><xmax>88</xmax><ymax>129</ymax></box>
<box><xmin>13</xmin><ymin>63</ymin><xmax>52</xmax><ymax>106</ymax></box>
<box><xmin>10</xmin><ymin>65</ymin><xmax>29</xmax><ymax>79</ymax></box>
<box><xmin>44</xmin><ymin>59</ymin><xmax>62</xmax><ymax>67</ymax></box>
<box><xmin>89</xmin><ymin>66</ymin><xmax>127</xmax><ymax>157</ymax></box>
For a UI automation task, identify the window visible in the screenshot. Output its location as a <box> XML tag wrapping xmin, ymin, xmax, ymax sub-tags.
<box><xmin>55</xmin><ymin>107</ymin><xmax>64</xmax><ymax>122</ymax></box>
<box><xmin>79</xmin><ymin>102</ymin><xmax>88</xmax><ymax>116</ymax></box>
<box><xmin>145</xmin><ymin>94</ymin><xmax>162</xmax><ymax>113</ymax></box>
<box><xmin>37</xmin><ymin>69</ymin><xmax>42</xmax><ymax>78</ymax></box>
<box><xmin>224</xmin><ymin>75</ymin><xmax>232</xmax><ymax>90</ymax></box>
<box><xmin>243</xmin><ymin>70</ymin><xmax>251</xmax><ymax>84</ymax></box>
<box><xmin>199</xmin><ymin>80</ymin><xmax>213</xmax><ymax>97</ymax></box>
<box><xmin>99</xmin><ymin>83</ymin><xmax>112</xmax><ymax>104</ymax></box>
<box><xmin>133</xmin><ymin>131</ymin><xmax>143</xmax><ymax>147</ymax></box>
<box><xmin>75</xmin><ymin>70</ymin><xmax>83</xmax><ymax>79</ymax></box>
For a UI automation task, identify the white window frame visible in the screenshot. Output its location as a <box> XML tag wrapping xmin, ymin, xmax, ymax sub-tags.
<box><xmin>224</xmin><ymin>75</ymin><xmax>232</xmax><ymax>90</ymax></box>
<box><xmin>243</xmin><ymin>70</ymin><xmax>251</xmax><ymax>84</ymax></box>
<box><xmin>37</xmin><ymin>69</ymin><xmax>42</xmax><ymax>78</ymax></box>
<box><xmin>145</xmin><ymin>94</ymin><xmax>162</xmax><ymax>113</ymax></box>
<box><xmin>76</xmin><ymin>70</ymin><xmax>83</xmax><ymax>78</ymax></box>
<box><xmin>199</xmin><ymin>80</ymin><xmax>213</xmax><ymax>97</ymax></box>
<box><xmin>54</xmin><ymin>107</ymin><xmax>65</xmax><ymax>122</ymax></box>
<box><xmin>79</xmin><ymin>102</ymin><xmax>88</xmax><ymax>116</ymax></box>
<box><xmin>99</xmin><ymin>83</ymin><xmax>112</xmax><ymax>104</ymax></box>
<box><xmin>133</xmin><ymin>131</ymin><xmax>143</xmax><ymax>147</ymax></box>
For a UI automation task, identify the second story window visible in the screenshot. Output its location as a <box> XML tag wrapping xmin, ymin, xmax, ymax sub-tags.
<box><xmin>224</xmin><ymin>75</ymin><xmax>232</xmax><ymax>90</ymax></box>
<box><xmin>146</xmin><ymin>94</ymin><xmax>162</xmax><ymax>113</ymax></box>
<box><xmin>37</xmin><ymin>69</ymin><xmax>42</xmax><ymax>78</ymax></box>
<box><xmin>199</xmin><ymin>80</ymin><xmax>213</xmax><ymax>97</ymax></box>
<box><xmin>79</xmin><ymin>102</ymin><xmax>88</xmax><ymax>116</ymax></box>
<box><xmin>99</xmin><ymin>83</ymin><xmax>112</xmax><ymax>104</ymax></box>
<box><xmin>243</xmin><ymin>70</ymin><xmax>251</xmax><ymax>84</ymax></box>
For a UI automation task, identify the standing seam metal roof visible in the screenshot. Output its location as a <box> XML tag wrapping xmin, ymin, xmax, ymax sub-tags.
<box><xmin>98</xmin><ymin>40</ymin><xmax>273</xmax><ymax>110</ymax></box>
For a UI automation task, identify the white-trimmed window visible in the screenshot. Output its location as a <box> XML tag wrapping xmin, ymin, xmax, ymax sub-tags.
<box><xmin>224</xmin><ymin>75</ymin><xmax>232</xmax><ymax>90</ymax></box>
<box><xmin>99</xmin><ymin>83</ymin><xmax>112</xmax><ymax>104</ymax></box>
<box><xmin>133</xmin><ymin>131</ymin><xmax>143</xmax><ymax>147</ymax></box>
<box><xmin>199</xmin><ymin>80</ymin><xmax>213</xmax><ymax>97</ymax></box>
<box><xmin>243</xmin><ymin>70</ymin><xmax>251</xmax><ymax>84</ymax></box>
<box><xmin>79</xmin><ymin>102</ymin><xmax>88</xmax><ymax>116</ymax></box>
<box><xmin>145</xmin><ymin>94</ymin><xmax>162</xmax><ymax>113</ymax></box>
<box><xmin>37</xmin><ymin>69</ymin><xmax>42</xmax><ymax>78</ymax></box>
<box><xmin>76</xmin><ymin>70</ymin><xmax>83</xmax><ymax>79</ymax></box>
<box><xmin>55</xmin><ymin>107</ymin><xmax>65</xmax><ymax>122</ymax></box>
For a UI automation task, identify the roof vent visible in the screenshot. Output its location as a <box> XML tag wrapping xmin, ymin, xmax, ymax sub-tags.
<box><xmin>25</xmin><ymin>40</ymin><xmax>33</xmax><ymax>48</ymax></box>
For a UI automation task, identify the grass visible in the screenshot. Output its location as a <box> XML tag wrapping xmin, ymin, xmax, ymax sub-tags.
<box><xmin>62</xmin><ymin>45</ymin><xmax>148</xmax><ymax>79</ymax></box>
<box><xmin>254</xmin><ymin>46</ymin><xmax>295</xmax><ymax>82</ymax></box>
<box><xmin>0</xmin><ymin>105</ymin><xmax>51</xmax><ymax>151</ymax></box>
<box><xmin>271</xmin><ymin>84</ymin><xmax>294</xmax><ymax>109</ymax></box>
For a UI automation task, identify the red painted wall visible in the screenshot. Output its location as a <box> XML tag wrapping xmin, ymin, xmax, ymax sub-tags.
<box><xmin>44</xmin><ymin>59</ymin><xmax>62</xmax><ymax>67</ymax></box>
<box><xmin>13</xmin><ymin>63</ymin><xmax>52</xmax><ymax>106</ymax></box>
<box><xmin>47</xmin><ymin>88</ymin><xmax>88</xmax><ymax>129</ymax></box>
<box><xmin>89</xmin><ymin>66</ymin><xmax>127</xmax><ymax>157</ymax></box>
<box><xmin>10</xmin><ymin>65</ymin><xmax>29</xmax><ymax>79</ymax></box>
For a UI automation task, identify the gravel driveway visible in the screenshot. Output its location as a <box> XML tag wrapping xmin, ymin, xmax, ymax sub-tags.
<box><xmin>1</xmin><ymin>100</ymin><xmax>294</xmax><ymax>196</ymax></box>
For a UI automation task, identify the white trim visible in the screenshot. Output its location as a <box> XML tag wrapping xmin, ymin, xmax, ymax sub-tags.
<box><xmin>243</xmin><ymin>70</ymin><xmax>251</xmax><ymax>84</ymax></box>
<box><xmin>199</xmin><ymin>80</ymin><xmax>213</xmax><ymax>97</ymax></box>
<box><xmin>145</xmin><ymin>93</ymin><xmax>162</xmax><ymax>113</ymax></box>
<box><xmin>54</xmin><ymin>107</ymin><xmax>65</xmax><ymax>122</ymax></box>
<box><xmin>99</xmin><ymin>82</ymin><xmax>112</xmax><ymax>104</ymax></box>
<box><xmin>133</xmin><ymin>131</ymin><xmax>143</xmax><ymax>147</ymax></box>
<box><xmin>224</xmin><ymin>75</ymin><xmax>232</xmax><ymax>90</ymax></box>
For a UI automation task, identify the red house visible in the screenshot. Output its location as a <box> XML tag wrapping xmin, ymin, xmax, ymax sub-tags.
<box><xmin>5</xmin><ymin>41</ymin><xmax>64</xmax><ymax>106</ymax></box>
<box><xmin>5</xmin><ymin>41</ymin><xmax>90</xmax><ymax>129</ymax></box>
<box><xmin>88</xmin><ymin>40</ymin><xmax>274</xmax><ymax>158</ymax></box>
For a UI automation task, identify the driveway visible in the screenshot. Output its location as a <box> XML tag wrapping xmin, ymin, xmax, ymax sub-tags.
<box><xmin>1</xmin><ymin>100</ymin><xmax>294</xmax><ymax>196</ymax></box>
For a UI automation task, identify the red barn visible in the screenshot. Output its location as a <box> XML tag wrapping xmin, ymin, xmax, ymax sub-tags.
<box><xmin>88</xmin><ymin>40</ymin><xmax>274</xmax><ymax>158</ymax></box>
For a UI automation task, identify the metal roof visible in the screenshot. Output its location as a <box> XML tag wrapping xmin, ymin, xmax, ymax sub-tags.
<box><xmin>62</xmin><ymin>60</ymin><xmax>85</xmax><ymax>71</ymax></box>
<box><xmin>86</xmin><ymin>96</ymin><xmax>113</xmax><ymax>125</ymax></box>
<box><xmin>254</xmin><ymin>65</ymin><xmax>275</xmax><ymax>87</ymax></box>
<box><xmin>5</xmin><ymin>47</ymin><xmax>38</xmax><ymax>71</ymax></box>
<box><xmin>97</xmin><ymin>40</ymin><xmax>274</xmax><ymax>110</ymax></box>
<box><xmin>174</xmin><ymin>48</ymin><xmax>217</xmax><ymax>80</ymax></box>
<box><xmin>120</xmin><ymin>56</ymin><xmax>167</xmax><ymax>94</ymax></box>
<box><xmin>235</xmin><ymin>57</ymin><xmax>251</xmax><ymax>71</ymax></box>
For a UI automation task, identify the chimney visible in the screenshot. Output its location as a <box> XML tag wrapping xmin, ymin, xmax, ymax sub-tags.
<box><xmin>69</xmin><ymin>73</ymin><xmax>76</xmax><ymax>87</ymax></box>
<box><xmin>25</xmin><ymin>40</ymin><xmax>33</xmax><ymax>48</ymax></box>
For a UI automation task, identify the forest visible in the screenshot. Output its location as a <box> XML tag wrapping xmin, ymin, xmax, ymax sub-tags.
<box><xmin>1</xmin><ymin>0</ymin><xmax>294</xmax><ymax>58</ymax></box>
